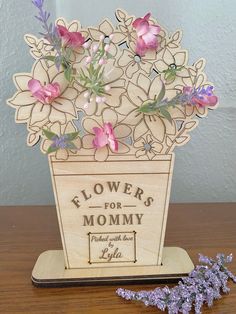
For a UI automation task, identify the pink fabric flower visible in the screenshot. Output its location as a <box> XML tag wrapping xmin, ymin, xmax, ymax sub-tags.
<box><xmin>183</xmin><ymin>86</ymin><xmax>218</xmax><ymax>107</ymax></box>
<box><xmin>28</xmin><ymin>79</ymin><xmax>61</xmax><ymax>104</ymax></box>
<box><xmin>133</xmin><ymin>13</ymin><xmax>160</xmax><ymax>57</ymax></box>
<box><xmin>92</xmin><ymin>123</ymin><xmax>118</xmax><ymax>152</ymax></box>
<box><xmin>57</xmin><ymin>25</ymin><xmax>85</xmax><ymax>48</ymax></box>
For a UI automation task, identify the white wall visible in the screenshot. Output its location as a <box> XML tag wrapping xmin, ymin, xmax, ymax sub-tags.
<box><xmin>0</xmin><ymin>0</ymin><xmax>235</xmax><ymax>204</ymax></box>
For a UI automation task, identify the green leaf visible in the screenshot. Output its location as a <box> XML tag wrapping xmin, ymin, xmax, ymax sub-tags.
<box><xmin>66</xmin><ymin>142</ymin><xmax>78</xmax><ymax>150</ymax></box>
<box><xmin>155</xmin><ymin>81</ymin><xmax>166</xmax><ymax>104</ymax></box>
<box><xmin>106</xmin><ymin>52</ymin><xmax>113</xmax><ymax>59</ymax></box>
<box><xmin>43</xmin><ymin>55</ymin><xmax>56</xmax><ymax>62</ymax></box>
<box><xmin>64</xmin><ymin>131</ymin><xmax>79</xmax><ymax>141</ymax></box>
<box><xmin>165</xmin><ymin>71</ymin><xmax>176</xmax><ymax>83</ymax></box>
<box><xmin>42</xmin><ymin>129</ymin><xmax>57</xmax><ymax>140</ymax></box>
<box><xmin>64</xmin><ymin>66</ymin><xmax>73</xmax><ymax>82</ymax></box>
<box><xmin>159</xmin><ymin>107</ymin><xmax>172</xmax><ymax>123</ymax></box>
<box><xmin>47</xmin><ymin>145</ymin><xmax>59</xmax><ymax>154</ymax></box>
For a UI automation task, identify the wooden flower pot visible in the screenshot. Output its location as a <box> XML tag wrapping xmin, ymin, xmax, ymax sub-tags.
<box><xmin>32</xmin><ymin>154</ymin><xmax>194</xmax><ymax>285</ymax></box>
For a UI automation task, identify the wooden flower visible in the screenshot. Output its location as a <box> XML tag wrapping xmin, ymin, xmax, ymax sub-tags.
<box><xmin>8</xmin><ymin>60</ymin><xmax>78</xmax><ymax>128</ymax></box>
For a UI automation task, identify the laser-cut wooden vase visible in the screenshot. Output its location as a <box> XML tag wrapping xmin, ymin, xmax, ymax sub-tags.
<box><xmin>7</xmin><ymin>9</ymin><xmax>218</xmax><ymax>286</ymax></box>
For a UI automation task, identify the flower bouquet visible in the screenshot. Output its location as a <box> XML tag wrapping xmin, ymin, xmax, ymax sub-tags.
<box><xmin>7</xmin><ymin>0</ymin><xmax>218</xmax><ymax>285</ymax></box>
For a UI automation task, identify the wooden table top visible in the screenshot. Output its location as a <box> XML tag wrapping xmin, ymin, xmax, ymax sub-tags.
<box><xmin>0</xmin><ymin>203</ymin><xmax>236</xmax><ymax>313</ymax></box>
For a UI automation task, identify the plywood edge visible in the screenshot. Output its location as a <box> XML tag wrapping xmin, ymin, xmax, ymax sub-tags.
<box><xmin>32</xmin><ymin>247</ymin><xmax>194</xmax><ymax>287</ymax></box>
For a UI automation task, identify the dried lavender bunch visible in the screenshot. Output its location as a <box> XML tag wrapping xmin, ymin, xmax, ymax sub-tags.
<box><xmin>117</xmin><ymin>254</ymin><xmax>236</xmax><ymax>314</ymax></box>
<box><xmin>32</xmin><ymin>0</ymin><xmax>62</xmax><ymax>65</ymax></box>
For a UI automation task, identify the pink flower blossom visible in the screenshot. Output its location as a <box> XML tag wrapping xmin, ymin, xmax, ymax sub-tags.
<box><xmin>57</xmin><ymin>25</ymin><xmax>85</xmax><ymax>48</ymax></box>
<box><xmin>92</xmin><ymin>123</ymin><xmax>118</xmax><ymax>152</ymax></box>
<box><xmin>183</xmin><ymin>86</ymin><xmax>218</xmax><ymax>107</ymax></box>
<box><xmin>133</xmin><ymin>13</ymin><xmax>160</xmax><ymax>57</ymax></box>
<box><xmin>28</xmin><ymin>79</ymin><xmax>61</xmax><ymax>104</ymax></box>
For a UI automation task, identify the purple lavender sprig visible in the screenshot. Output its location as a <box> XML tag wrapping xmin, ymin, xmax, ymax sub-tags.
<box><xmin>117</xmin><ymin>253</ymin><xmax>236</xmax><ymax>314</ymax></box>
<box><xmin>32</xmin><ymin>0</ymin><xmax>62</xmax><ymax>66</ymax></box>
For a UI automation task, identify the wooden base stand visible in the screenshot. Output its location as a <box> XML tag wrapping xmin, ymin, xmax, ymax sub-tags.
<box><xmin>32</xmin><ymin>247</ymin><xmax>194</xmax><ymax>287</ymax></box>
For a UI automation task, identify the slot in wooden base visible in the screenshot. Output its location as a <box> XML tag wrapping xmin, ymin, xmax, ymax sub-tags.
<box><xmin>32</xmin><ymin>247</ymin><xmax>194</xmax><ymax>287</ymax></box>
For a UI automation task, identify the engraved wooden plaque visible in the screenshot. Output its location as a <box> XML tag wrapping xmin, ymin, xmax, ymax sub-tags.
<box><xmin>7</xmin><ymin>8</ymin><xmax>217</xmax><ymax>284</ymax></box>
<box><xmin>50</xmin><ymin>155</ymin><xmax>174</xmax><ymax>269</ymax></box>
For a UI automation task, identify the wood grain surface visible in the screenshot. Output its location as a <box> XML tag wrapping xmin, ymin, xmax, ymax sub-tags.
<box><xmin>0</xmin><ymin>203</ymin><xmax>236</xmax><ymax>314</ymax></box>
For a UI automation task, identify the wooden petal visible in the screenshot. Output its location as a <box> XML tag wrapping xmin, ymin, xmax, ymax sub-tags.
<box><xmin>52</xmin><ymin>99</ymin><xmax>77</xmax><ymax>117</ymax></box>
<box><xmin>126</xmin><ymin>62</ymin><xmax>139</xmax><ymax>79</ymax></box>
<box><xmin>49</xmin><ymin>108</ymin><xmax>66</xmax><ymax>124</ymax></box>
<box><xmin>144</xmin><ymin>115</ymin><xmax>165</xmax><ymax>142</ymax></box>
<box><xmin>116</xmin><ymin>141</ymin><xmax>130</xmax><ymax>154</ymax></box>
<box><xmin>115</xmin><ymin>95</ymin><xmax>136</xmax><ymax>115</ymax></box>
<box><xmin>52</xmin><ymin>71</ymin><xmax>68</xmax><ymax>94</ymax></box>
<box><xmin>114</xmin><ymin>124</ymin><xmax>132</xmax><ymax>138</ymax></box>
<box><xmin>75</xmin><ymin>94</ymin><xmax>98</xmax><ymax>116</ymax></box>
<box><xmin>88</xmin><ymin>28</ymin><xmax>101</xmax><ymax>41</ymax></box>
<box><xmin>133</xmin><ymin>119</ymin><xmax>148</xmax><ymax>141</ymax></box>
<box><xmin>9</xmin><ymin>91</ymin><xmax>35</xmax><ymax>106</ymax></box>
<box><xmin>56</xmin><ymin>149</ymin><xmax>69</xmax><ymax>160</ymax></box>
<box><xmin>135</xmin><ymin>149</ymin><xmax>146</xmax><ymax>158</ymax></box>
<box><xmin>99</xmin><ymin>19</ymin><xmax>113</xmax><ymax>35</ymax></box>
<box><xmin>151</xmin><ymin>141</ymin><xmax>163</xmax><ymax>153</ymax></box>
<box><xmin>127</xmin><ymin>81</ymin><xmax>147</xmax><ymax>106</ymax></box>
<box><xmin>134</xmin><ymin>137</ymin><xmax>146</xmax><ymax>148</ymax></box>
<box><xmin>56</xmin><ymin>18</ymin><xmax>66</xmax><ymax>27</ymax></box>
<box><xmin>83</xmin><ymin>118</ymin><xmax>100</xmax><ymax>134</ymax></box>
<box><xmin>33</xmin><ymin>60</ymin><xmax>49</xmax><ymax>85</ymax></box>
<box><xmin>177</xmin><ymin>68</ymin><xmax>190</xmax><ymax>78</ymax></box>
<box><xmin>30</xmin><ymin>103</ymin><xmax>51</xmax><ymax>125</ymax></box>
<box><xmin>61</xmin><ymin>88</ymin><xmax>78</xmax><ymax>100</ymax></box>
<box><xmin>185</xmin><ymin>105</ymin><xmax>194</xmax><ymax>116</ymax></box>
<box><xmin>163</xmin><ymin>48</ymin><xmax>175</xmax><ymax>65</ymax></box>
<box><xmin>112</xmin><ymin>32</ymin><xmax>126</xmax><ymax>44</ymax></box>
<box><xmin>174</xmin><ymin>51</ymin><xmax>187</xmax><ymax>66</ymax></box>
<box><xmin>65</xmin><ymin>121</ymin><xmax>77</xmax><ymax>133</ymax></box>
<box><xmin>14</xmin><ymin>74</ymin><xmax>32</xmax><ymax>91</ymax></box>
<box><xmin>140</xmin><ymin>61</ymin><xmax>153</xmax><ymax>75</ymax></box>
<box><xmin>149</xmin><ymin>75</ymin><xmax>164</xmax><ymax>100</ymax></box>
<box><xmin>118</xmin><ymin>49</ymin><xmax>133</xmax><ymax>67</ymax></box>
<box><xmin>50</xmin><ymin>122</ymin><xmax>61</xmax><ymax>134</ymax></box>
<box><xmin>164</xmin><ymin>119</ymin><xmax>176</xmax><ymax>135</ymax></box>
<box><xmin>16</xmin><ymin>105</ymin><xmax>32</xmax><ymax>121</ymax></box>
<box><xmin>82</xmin><ymin>134</ymin><xmax>94</xmax><ymax>149</ymax></box>
<box><xmin>102</xmin><ymin>109</ymin><xmax>118</xmax><ymax>125</ymax></box>
<box><xmin>72</xmin><ymin>137</ymin><xmax>82</xmax><ymax>150</ymax></box>
<box><xmin>137</xmin><ymin>74</ymin><xmax>151</xmax><ymax>93</ymax></box>
<box><xmin>168</xmin><ymin>106</ymin><xmax>185</xmax><ymax>119</ymax></box>
<box><xmin>68</xmin><ymin>21</ymin><xmax>80</xmax><ymax>32</ymax></box>
<box><xmin>104</xmin><ymin>60</ymin><xmax>123</xmax><ymax>82</ymax></box>
<box><xmin>95</xmin><ymin>146</ymin><xmax>109</xmax><ymax>161</ymax></box>
<box><xmin>105</xmin><ymin>87</ymin><xmax>125</xmax><ymax>108</ymax></box>
<box><xmin>121</xmin><ymin>109</ymin><xmax>142</xmax><ymax>126</ymax></box>
<box><xmin>107</xmin><ymin>43</ymin><xmax>117</xmax><ymax>57</ymax></box>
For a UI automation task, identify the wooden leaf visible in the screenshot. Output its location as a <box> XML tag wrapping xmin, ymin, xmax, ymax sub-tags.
<box><xmin>195</xmin><ymin>58</ymin><xmax>205</xmax><ymax>70</ymax></box>
<box><xmin>24</xmin><ymin>35</ymin><xmax>36</xmax><ymax>46</ymax></box>
<box><xmin>116</xmin><ymin>9</ymin><xmax>126</xmax><ymax>20</ymax></box>
<box><xmin>168</xmin><ymin>42</ymin><xmax>178</xmax><ymax>49</ymax></box>
<box><xmin>125</xmin><ymin>17</ymin><xmax>133</xmax><ymax>26</ymax></box>
<box><xmin>119</xmin><ymin>25</ymin><xmax>127</xmax><ymax>33</ymax></box>
<box><xmin>166</xmin><ymin>136</ymin><xmax>173</xmax><ymax>147</ymax></box>
<box><xmin>184</xmin><ymin>121</ymin><xmax>197</xmax><ymax>130</ymax></box>
<box><xmin>189</xmin><ymin>68</ymin><xmax>197</xmax><ymax>77</ymax></box>
<box><xmin>27</xmin><ymin>132</ymin><xmax>40</xmax><ymax>147</ymax></box>
<box><xmin>31</xmin><ymin>50</ymin><xmax>42</xmax><ymax>58</ymax></box>
<box><xmin>195</xmin><ymin>74</ymin><xmax>205</xmax><ymax>87</ymax></box>
<box><xmin>37</xmin><ymin>40</ymin><xmax>44</xmax><ymax>50</ymax></box>
<box><xmin>175</xmin><ymin>136</ymin><xmax>189</xmax><ymax>144</ymax></box>
<box><xmin>172</xmin><ymin>31</ymin><xmax>181</xmax><ymax>42</ymax></box>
